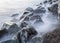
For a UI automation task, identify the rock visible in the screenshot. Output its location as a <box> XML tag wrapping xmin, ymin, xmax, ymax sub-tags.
<box><xmin>25</xmin><ymin>7</ymin><xmax>33</xmax><ymax>12</ymax></box>
<box><xmin>17</xmin><ymin>27</ymin><xmax>37</xmax><ymax>43</ymax></box>
<box><xmin>43</xmin><ymin>27</ymin><xmax>60</xmax><ymax>43</ymax></box>
<box><xmin>20</xmin><ymin>21</ymin><xmax>28</xmax><ymax>28</ymax></box>
<box><xmin>33</xmin><ymin>7</ymin><xmax>46</xmax><ymax>13</ymax></box>
<box><xmin>20</xmin><ymin>15</ymin><xmax>24</xmax><ymax>20</ymax></box>
<box><xmin>24</xmin><ymin>16</ymin><xmax>29</xmax><ymax>21</ymax></box>
<box><xmin>28</xmin><ymin>13</ymin><xmax>33</xmax><ymax>17</ymax></box>
<box><xmin>30</xmin><ymin>15</ymin><xmax>43</xmax><ymax>23</ymax></box>
<box><xmin>11</xmin><ymin>13</ymin><xmax>19</xmax><ymax>17</ymax></box>
<box><xmin>40</xmin><ymin>3</ymin><xmax>42</xmax><ymax>5</ymax></box>
<box><xmin>44</xmin><ymin>0</ymin><xmax>48</xmax><ymax>4</ymax></box>
<box><xmin>48</xmin><ymin>0</ymin><xmax>52</xmax><ymax>4</ymax></box>
<box><xmin>0</xmin><ymin>28</ymin><xmax>8</xmax><ymax>37</ymax></box>
<box><xmin>48</xmin><ymin>4</ymin><xmax>58</xmax><ymax>16</ymax></box>
<box><xmin>23</xmin><ymin>12</ymin><xmax>29</xmax><ymax>15</ymax></box>
<box><xmin>2</xmin><ymin>21</ymin><xmax>20</xmax><ymax>34</ymax></box>
<box><xmin>20</xmin><ymin>7</ymin><xmax>33</xmax><ymax>20</ymax></box>
<box><xmin>53</xmin><ymin>0</ymin><xmax>58</xmax><ymax>2</ymax></box>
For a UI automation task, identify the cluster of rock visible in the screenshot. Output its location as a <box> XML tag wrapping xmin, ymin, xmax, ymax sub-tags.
<box><xmin>0</xmin><ymin>0</ymin><xmax>58</xmax><ymax>43</ymax></box>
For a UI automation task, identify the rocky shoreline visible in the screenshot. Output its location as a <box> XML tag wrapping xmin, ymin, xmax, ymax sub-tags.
<box><xmin>0</xmin><ymin>0</ymin><xmax>58</xmax><ymax>43</ymax></box>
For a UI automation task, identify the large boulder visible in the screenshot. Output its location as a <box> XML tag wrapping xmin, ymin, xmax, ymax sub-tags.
<box><xmin>0</xmin><ymin>21</ymin><xmax>20</xmax><ymax>43</ymax></box>
<box><xmin>1</xmin><ymin>21</ymin><xmax>20</xmax><ymax>34</ymax></box>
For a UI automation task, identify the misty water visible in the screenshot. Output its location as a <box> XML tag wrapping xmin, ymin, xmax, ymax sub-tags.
<box><xmin>0</xmin><ymin>0</ymin><xmax>58</xmax><ymax>43</ymax></box>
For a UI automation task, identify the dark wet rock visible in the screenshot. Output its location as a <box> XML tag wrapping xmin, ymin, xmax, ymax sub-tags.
<box><xmin>0</xmin><ymin>22</ymin><xmax>20</xmax><ymax>43</ymax></box>
<box><xmin>44</xmin><ymin>1</ymin><xmax>48</xmax><ymax>4</ymax></box>
<box><xmin>17</xmin><ymin>27</ymin><xmax>37</xmax><ymax>43</ymax></box>
<box><xmin>23</xmin><ymin>12</ymin><xmax>29</xmax><ymax>15</ymax></box>
<box><xmin>25</xmin><ymin>7</ymin><xmax>33</xmax><ymax>12</ymax></box>
<box><xmin>2</xmin><ymin>21</ymin><xmax>20</xmax><ymax>34</ymax></box>
<box><xmin>40</xmin><ymin>3</ymin><xmax>42</xmax><ymax>5</ymax></box>
<box><xmin>53</xmin><ymin>0</ymin><xmax>58</xmax><ymax>2</ymax></box>
<box><xmin>53</xmin><ymin>0</ymin><xmax>57</xmax><ymax>2</ymax></box>
<box><xmin>48</xmin><ymin>0</ymin><xmax>52</xmax><ymax>4</ymax></box>
<box><xmin>8</xmin><ymin>24</ymin><xmax>20</xmax><ymax>34</ymax></box>
<box><xmin>33</xmin><ymin>7</ymin><xmax>46</xmax><ymax>13</ymax></box>
<box><xmin>20</xmin><ymin>21</ymin><xmax>28</xmax><ymax>28</ymax></box>
<box><xmin>0</xmin><ymin>29</ymin><xmax>8</xmax><ymax>37</ymax></box>
<box><xmin>43</xmin><ymin>27</ymin><xmax>60</xmax><ymax>43</ymax></box>
<box><xmin>48</xmin><ymin>4</ymin><xmax>58</xmax><ymax>16</ymax></box>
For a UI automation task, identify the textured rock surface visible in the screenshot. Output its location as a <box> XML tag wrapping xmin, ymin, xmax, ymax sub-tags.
<box><xmin>17</xmin><ymin>26</ymin><xmax>37</xmax><ymax>43</ymax></box>
<box><xmin>43</xmin><ymin>27</ymin><xmax>60</xmax><ymax>43</ymax></box>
